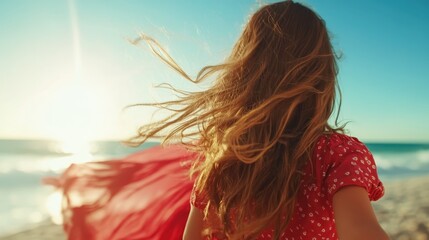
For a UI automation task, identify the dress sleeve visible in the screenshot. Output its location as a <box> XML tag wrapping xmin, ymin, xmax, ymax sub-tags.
<box><xmin>324</xmin><ymin>135</ymin><xmax>385</xmax><ymax>201</ymax></box>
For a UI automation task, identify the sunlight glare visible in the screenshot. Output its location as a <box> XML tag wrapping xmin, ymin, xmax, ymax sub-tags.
<box><xmin>45</xmin><ymin>190</ymin><xmax>63</xmax><ymax>225</ymax></box>
<box><xmin>42</xmin><ymin>139</ymin><xmax>95</xmax><ymax>173</ymax></box>
<box><xmin>60</xmin><ymin>138</ymin><xmax>92</xmax><ymax>155</ymax></box>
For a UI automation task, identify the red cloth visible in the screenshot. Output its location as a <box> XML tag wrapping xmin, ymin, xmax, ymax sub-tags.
<box><xmin>46</xmin><ymin>133</ymin><xmax>384</xmax><ymax>240</ymax></box>
<box><xmin>45</xmin><ymin>144</ymin><xmax>199</xmax><ymax>240</ymax></box>
<box><xmin>191</xmin><ymin>133</ymin><xmax>385</xmax><ymax>239</ymax></box>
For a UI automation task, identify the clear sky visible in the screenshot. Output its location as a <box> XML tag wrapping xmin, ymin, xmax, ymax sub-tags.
<box><xmin>0</xmin><ymin>0</ymin><xmax>428</xmax><ymax>143</ymax></box>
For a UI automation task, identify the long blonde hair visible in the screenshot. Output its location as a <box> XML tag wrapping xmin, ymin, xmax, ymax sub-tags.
<box><xmin>128</xmin><ymin>1</ymin><xmax>344</xmax><ymax>239</ymax></box>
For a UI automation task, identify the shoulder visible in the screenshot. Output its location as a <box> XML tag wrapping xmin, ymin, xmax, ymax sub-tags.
<box><xmin>316</xmin><ymin>133</ymin><xmax>371</xmax><ymax>159</ymax></box>
<box><xmin>320</xmin><ymin>132</ymin><xmax>367</xmax><ymax>149</ymax></box>
<box><xmin>315</xmin><ymin>132</ymin><xmax>375</xmax><ymax>174</ymax></box>
<box><xmin>316</xmin><ymin>133</ymin><xmax>384</xmax><ymax>201</ymax></box>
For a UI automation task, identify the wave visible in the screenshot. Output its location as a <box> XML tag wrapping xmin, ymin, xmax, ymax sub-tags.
<box><xmin>373</xmin><ymin>149</ymin><xmax>429</xmax><ymax>179</ymax></box>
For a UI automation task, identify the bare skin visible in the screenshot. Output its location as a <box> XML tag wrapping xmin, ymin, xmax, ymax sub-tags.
<box><xmin>183</xmin><ymin>186</ymin><xmax>389</xmax><ymax>240</ymax></box>
<box><xmin>183</xmin><ymin>205</ymin><xmax>205</xmax><ymax>240</ymax></box>
<box><xmin>332</xmin><ymin>186</ymin><xmax>389</xmax><ymax>240</ymax></box>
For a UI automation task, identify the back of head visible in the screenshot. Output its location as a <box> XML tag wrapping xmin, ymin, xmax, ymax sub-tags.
<box><xmin>224</xmin><ymin>0</ymin><xmax>338</xmax><ymax>133</ymax></box>
<box><xmin>129</xmin><ymin>1</ymin><xmax>343</xmax><ymax>239</ymax></box>
<box><xmin>197</xmin><ymin>2</ymin><xmax>342</xmax><ymax>238</ymax></box>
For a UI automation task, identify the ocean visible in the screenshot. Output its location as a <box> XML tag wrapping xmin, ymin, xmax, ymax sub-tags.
<box><xmin>0</xmin><ymin>139</ymin><xmax>428</xmax><ymax>236</ymax></box>
<box><xmin>0</xmin><ymin>139</ymin><xmax>157</xmax><ymax>236</ymax></box>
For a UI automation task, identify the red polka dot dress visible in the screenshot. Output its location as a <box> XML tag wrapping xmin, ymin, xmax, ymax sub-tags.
<box><xmin>191</xmin><ymin>133</ymin><xmax>385</xmax><ymax>239</ymax></box>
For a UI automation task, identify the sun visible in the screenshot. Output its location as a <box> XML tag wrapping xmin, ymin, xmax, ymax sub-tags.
<box><xmin>37</xmin><ymin>77</ymin><xmax>114</xmax><ymax>142</ymax></box>
<box><xmin>59</xmin><ymin>138</ymin><xmax>93</xmax><ymax>155</ymax></box>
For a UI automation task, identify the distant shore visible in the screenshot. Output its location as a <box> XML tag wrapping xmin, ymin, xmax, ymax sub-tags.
<box><xmin>1</xmin><ymin>175</ymin><xmax>428</xmax><ymax>240</ymax></box>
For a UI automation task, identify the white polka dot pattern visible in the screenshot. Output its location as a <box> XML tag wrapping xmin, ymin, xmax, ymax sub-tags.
<box><xmin>190</xmin><ymin>133</ymin><xmax>385</xmax><ymax>239</ymax></box>
<box><xmin>324</xmin><ymin>134</ymin><xmax>385</xmax><ymax>201</ymax></box>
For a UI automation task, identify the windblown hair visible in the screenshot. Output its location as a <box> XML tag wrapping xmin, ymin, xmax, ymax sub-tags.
<box><xmin>128</xmin><ymin>1</ymin><xmax>344</xmax><ymax>239</ymax></box>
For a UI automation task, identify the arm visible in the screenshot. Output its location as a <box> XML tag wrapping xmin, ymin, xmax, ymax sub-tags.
<box><xmin>333</xmin><ymin>186</ymin><xmax>389</xmax><ymax>240</ymax></box>
<box><xmin>183</xmin><ymin>205</ymin><xmax>204</xmax><ymax>240</ymax></box>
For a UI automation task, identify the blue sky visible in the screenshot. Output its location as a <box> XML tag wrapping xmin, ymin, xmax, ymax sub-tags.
<box><xmin>0</xmin><ymin>0</ymin><xmax>428</xmax><ymax>142</ymax></box>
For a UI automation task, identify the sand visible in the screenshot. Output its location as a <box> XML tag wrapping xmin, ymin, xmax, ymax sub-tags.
<box><xmin>0</xmin><ymin>221</ymin><xmax>65</xmax><ymax>240</ymax></box>
<box><xmin>373</xmin><ymin>175</ymin><xmax>429</xmax><ymax>240</ymax></box>
<box><xmin>1</xmin><ymin>175</ymin><xmax>428</xmax><ymax>240</ymax></box>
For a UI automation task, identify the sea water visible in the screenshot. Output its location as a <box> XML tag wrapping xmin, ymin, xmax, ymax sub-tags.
<box><xmin>0</xmin><ymin>139</ymin><xmax>156</xmax><ymax>236</ymax></box>
<box><xmin>368</xmin><ymin>143</ymin><xmax>429</xmax><ymax>180</ymax></box>
<box><xmin>0</xmin><ymin>139</ymin><xmax>428</xmax><ymax>236</ymax></box>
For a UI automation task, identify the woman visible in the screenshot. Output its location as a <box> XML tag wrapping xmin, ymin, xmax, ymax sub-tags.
<box><xmin>49</xmin><ymin>1</ymin><xmax>388</xmax><ymax>239</ymax></box>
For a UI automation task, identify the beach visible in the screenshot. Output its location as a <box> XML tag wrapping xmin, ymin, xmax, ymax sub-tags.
<box><xmin>373</xmin><ymin>175</ymin><xmax>429</xmax><ymax>240</ymax></box>
<box><xmin>1</xmin><ymin>175</ymin><xmax>428</xmax><ymax>240</ymax></box>
<box><xmin>0</xmin><ymin>221</ymin><xmax>65</xmax><ymax>240</ymax></box>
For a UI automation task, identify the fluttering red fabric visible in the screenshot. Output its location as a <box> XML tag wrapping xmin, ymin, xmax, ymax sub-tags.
<box><xmin>44</xmin><ymin>134</ymin><xmax>384</xmax><ymax>240</ymax></box>
<box><xmin>45</xmin><ymin>144</ymin><xmax>199</xmax><ymax>240</ymax></box>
